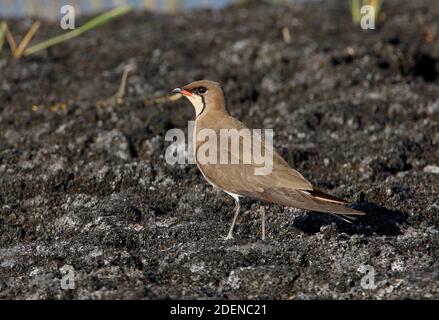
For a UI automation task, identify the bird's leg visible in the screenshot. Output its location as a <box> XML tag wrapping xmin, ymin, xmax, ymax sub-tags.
<box><xmin>224</xmin><ymin>197</ymin><xmax>240</xmax><ymax>240</ymax></box>
<box><xmin>260</xmin><ymin>206</ymin><xmax>266</xmax><ymax>241</ymax></box>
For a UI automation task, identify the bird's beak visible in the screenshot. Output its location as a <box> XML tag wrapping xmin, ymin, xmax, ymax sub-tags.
<box><xmin>171</xmin><ymin>88</ymin><xmax>192</xmax><ymax>97</ymax></box>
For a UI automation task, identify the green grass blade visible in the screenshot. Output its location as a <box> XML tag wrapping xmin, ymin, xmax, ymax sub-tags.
<box><xmin>23</xmin><ymin>5</ymin><xmax>133</xmax><ymax>57</ymax></box>
<box><xmin>351</xmin><ymin>0</ymin><xmax>361</xmax><ymax>24</ymax></box>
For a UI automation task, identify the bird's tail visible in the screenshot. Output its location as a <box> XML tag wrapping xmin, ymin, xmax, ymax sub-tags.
<box><xmin>309</xmin><ymin>188</ymin><xmax>350</xmax><ymax>205</ymax></box>
<box><xmin>304</xmin><ymin>188</ymin><xmax>365</xmax><ymax>217</ymax></box>
<box><xmin>245</xmin><ymin>188</ymin><xmax>365</xmax><ymax>218</ymax></box>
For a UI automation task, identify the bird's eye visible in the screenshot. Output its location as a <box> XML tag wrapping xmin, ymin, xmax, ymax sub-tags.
<box><xmin>196</xmin><ymin>87</ymin><xmax>208</xmax><ymax>95</ymax></box>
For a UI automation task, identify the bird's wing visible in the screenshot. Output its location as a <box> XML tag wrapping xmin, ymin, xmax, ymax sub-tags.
<box><xmin>196</xmin><ymin>114</ymin><xmax>313</xmax><ymax>193</ymax></box>
<box><xmin>196</xmin><ymin>113</ymin><xmax>364</xmax><ymax>216</ymax></box>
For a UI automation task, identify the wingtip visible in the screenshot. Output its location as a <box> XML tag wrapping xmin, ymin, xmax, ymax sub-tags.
<box><xmin>338</xmin><ymin>205</ymin><xmax>366</xmax><ymax>216</ymax></box>
<box><xmin>309</xmin><ymin>189</ymin><xmax>349</xmax><ymax>205</ymax></box>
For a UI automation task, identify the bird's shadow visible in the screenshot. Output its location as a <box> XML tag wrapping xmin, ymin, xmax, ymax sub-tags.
<box><xmin>292</xmin><ymin>202</ymin><xmax>406</xmax><ymax>236</ymax></box>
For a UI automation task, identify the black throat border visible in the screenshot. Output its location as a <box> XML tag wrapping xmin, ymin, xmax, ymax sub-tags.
<box><xmin>196</xmin><ymin>95</ymin><xmax>206</xmax><ymax>119</ymax></box>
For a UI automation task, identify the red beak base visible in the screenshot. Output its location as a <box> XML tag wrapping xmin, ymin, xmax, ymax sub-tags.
<box><xmin>172</xmin><ymin>88</ymin><xmax>192</xmax><ymax>97</ymax></box>
<box><xmin>180</xmin><ymin>89</ymin><xmax>192</xmax><ymax>97</ymax></box>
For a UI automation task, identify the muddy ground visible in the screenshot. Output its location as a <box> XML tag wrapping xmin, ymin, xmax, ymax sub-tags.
<box><xmin>0</xmin><ymin>0</ymin><xmax>438</xmax><ymax>299</ymax></box>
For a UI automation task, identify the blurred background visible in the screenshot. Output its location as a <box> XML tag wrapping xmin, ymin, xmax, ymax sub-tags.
<box><xmin>0</xmin><ymin>0</ymin><xmax>237</xmax><ymax>17</ymax></box>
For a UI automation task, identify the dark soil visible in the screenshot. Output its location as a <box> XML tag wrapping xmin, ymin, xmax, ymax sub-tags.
<box><xmin>0</xmin><ymin>0</ymin><xmax>438</xmax><ymax>299</ymax></box>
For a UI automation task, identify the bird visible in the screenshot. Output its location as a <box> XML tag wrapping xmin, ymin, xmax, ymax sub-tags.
<box><xmin>171</xmin><ymin>80</ymin><xmax>364</xmax><ymax>240</ymax></box>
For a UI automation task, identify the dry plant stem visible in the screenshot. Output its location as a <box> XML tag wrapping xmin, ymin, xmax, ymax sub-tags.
<box><xmin>116</xmin><ymin>67</ymin><xmax>131</xmax><ymax>104</ymax></box>
<box><xmin>96</xmin><ymin>83</ymin><xmax>182</xmax><ymax>108</ymax></box>
<box><xmin>4</xmin><ymin>23</ymin><xmax>17</xmax><ymax>54</ymax></box>
<box><xmin>0</xmin><ymin>22</ymin><xmax>7</xmax><ymax>53</ymax></box>
<box><xmin>282</xmin><ymin>27</ymin><xmax>291</xmax><ymax>44</ymax></box>
<box><xmin>14</xmin><ymin>21</ymin><xmax>41</xmax><ymax>58</ymax></box>
<box><xmin>96</xmin><ymin>66</ymin><xmax>132</xmax><ymax>107</ymax></box>
<box><xmin>96</xmin><ymin>94</ymin><xmax>180</xmax><ymax>108</ymax></box>
<box><xmin>144</xmin><ymin>94</ymin><xmax>181</xmax><ymax>106</ymax></box>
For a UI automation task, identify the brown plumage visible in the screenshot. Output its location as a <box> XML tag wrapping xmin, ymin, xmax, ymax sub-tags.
<box><xmin>172</xmin><ymin>80</ymin><xmax>364</xmax><ymax>239</ymax></box>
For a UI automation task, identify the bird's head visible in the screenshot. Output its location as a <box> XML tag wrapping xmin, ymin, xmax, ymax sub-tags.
<box><xmin>172</xmin><ymin>80</ymin><xmax>226</xmax><ymax>117</ymax></box>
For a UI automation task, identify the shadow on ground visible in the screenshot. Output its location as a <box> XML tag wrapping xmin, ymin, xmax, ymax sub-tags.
<box><xmin>293</xmin><ymin>203</ymin><xmax>407</xmax><ymax>236</ymax></box>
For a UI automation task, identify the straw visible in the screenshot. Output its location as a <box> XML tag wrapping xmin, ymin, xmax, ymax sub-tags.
<box><xmin>14</xmin><ymin>21</ymin><xmax>41</xmax><ymax>58</ymax></box>
<box><xmin>0</xmin><ymin>22</ymin><xmax>6</xmax><ymax>53</ymax></box>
